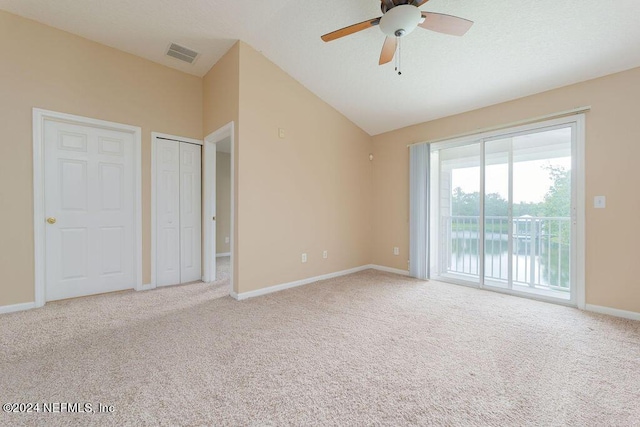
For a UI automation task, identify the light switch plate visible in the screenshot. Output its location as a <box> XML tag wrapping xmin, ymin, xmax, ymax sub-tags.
<box><xmin>594</xmin><ymin>196</ymin><xmax>606</xmax><ymax>209</ymax></box>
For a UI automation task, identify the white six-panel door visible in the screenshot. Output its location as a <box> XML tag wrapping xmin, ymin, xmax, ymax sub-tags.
<box><xmin>155</xmin><ymin>138</ymin><xmax>201</xmax><ymax>286</ymax></box>
<box><xmin>44</xmin><ymin>120</ymin><xmax>135</xmax><ymax>301</ymax></box>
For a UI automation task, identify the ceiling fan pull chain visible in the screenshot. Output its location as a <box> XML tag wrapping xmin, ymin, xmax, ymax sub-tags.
<box><xmin>397</xmin><ymin>36</ymin><xmax>402</xmax><ymax>76</ymax></box>
<box><xmin>394</xmin><ymin>36</ymin><xmax>399</xmax><ymax>73</ymax></box>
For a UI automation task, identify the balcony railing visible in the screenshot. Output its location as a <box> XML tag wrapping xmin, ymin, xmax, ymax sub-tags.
<box><xmin>441</xmin><ymin>215</ymin><xmax>571</xmax><ymax>292</ymax></box>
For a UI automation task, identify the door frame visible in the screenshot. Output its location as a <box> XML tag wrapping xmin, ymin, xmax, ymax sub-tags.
<box><xmin>429</xmin><ymin>114</ymin><xmax>585</xmax><ymax>309</ymax></box>
<box><xmin>33</xmin><ymin>108</ymin><xmax>143</xmax><ymax>307</ymax></box>
<box><xmin>150</xmin><ymin>132</ymin><xmax>203</xmax><ymax>289</ymax></box>
<box><xmin>203</xmin><ymin>122</ymin><xmax>234</xmax><ymax>292</ymax></box>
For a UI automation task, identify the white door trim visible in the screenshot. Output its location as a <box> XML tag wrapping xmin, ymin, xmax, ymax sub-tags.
<box><xmin>203</xmin><ymin>122</ymin><xmax>235</xmax><ymax>294</ymax></box>
<box><xmin>151</xmin><ymin>132</ymin><xmax>203</xmax><ymax>288</ymax></box>
<box><xmin>151</xmin><ymin>132</ymin><xmax>203</xmax><ymax>146</ymax></box>
<box><xmin>574</xmin><ymin>114</ymin><xmax>586</xmax><ymax>310</ymax></box>
<box><xmin>33</xmin><ymin>108</ymin><xmax>142</xmax><ymax>307</ymax></box>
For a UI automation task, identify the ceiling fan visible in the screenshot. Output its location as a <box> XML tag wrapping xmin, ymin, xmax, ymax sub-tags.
<box><xmin>321</xmin><ymin>0</ymin><xmax>474</xmax><ymax>67</ymax></box>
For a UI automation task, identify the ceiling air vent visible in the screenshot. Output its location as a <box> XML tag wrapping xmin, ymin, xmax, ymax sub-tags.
<box><xmin>166</xmin><ymin>43</ymin><xmax>199</xmax><ymax>64</ymax></box>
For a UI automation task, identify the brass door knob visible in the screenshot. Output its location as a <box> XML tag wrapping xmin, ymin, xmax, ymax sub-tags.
<box><xmin>46</xmin><ymin>217</ymin><xmax>56</xmax><ymax>224</ymax></box>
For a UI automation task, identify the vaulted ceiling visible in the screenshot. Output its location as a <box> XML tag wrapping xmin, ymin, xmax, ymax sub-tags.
<box><xmin>2</xmin><ymin>0</ymin><xmax>639</xmax><ymax>135</ymax></box>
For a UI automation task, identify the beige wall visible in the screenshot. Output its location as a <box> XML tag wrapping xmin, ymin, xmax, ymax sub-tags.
<box><xmin>203</xmin><ymin>43</ymin><xmax>239</xmax><ymax>137</ymax></box>
<box><xmin>202</xmin><ymin>42</ymin><xmax>240</xmax><ymax>291</ymax></box>
<box><xmin>236</xmin><ymin>42</ymin><xmax>373</xmax><ymax>293</ymax></box>
<box><xmin>372</xmin><ymin>66</ymin><xmax>640</xmax><ymax>313</ymax></box>
<box><xmin>216</xmin><ymin>151</ymin><xmax>231</xmax><ymax>254</ymax></box>
<box><xmin>0</xmin><ymin>11</ymin><xmax>202</xmax><ymax>306</ymax></box>
<box><xmin>5</xmin><ymin>9</ymin><xmax>636</xmax><ymax>314</ymax></box>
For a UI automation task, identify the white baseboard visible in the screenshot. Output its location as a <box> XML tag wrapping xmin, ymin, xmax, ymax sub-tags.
<box><xmin>231</xmin><ymin>264</ymin><xmax>414</xmax><ymax>301</ymax></box>
<box><xmin>216</xmin><ymin>252</ymin><xmax>231</xmax><ymax>258</ymax></box>
<box><xmin>585</xmin><ymin>304</ymin><xmax>640</xmax><ymax>321</ymax></box>
<box><xmin>138</xmin><ymin>283</ymin><xmax>154</xmax><ymax>291</ymax></box>
<box><xmin>368</xmin><ymin>264</ymin><xmax>411</xmax><ymax>276</ymax></box>
<box><xmin>0</xmin><ymin>301</ymin><xmax>36</xmax><ymax>314</ymax></box>
<box><xmin>232</xmin><ymin>265</ymin><xmax>372</xmax><ymax>301</ymax></box>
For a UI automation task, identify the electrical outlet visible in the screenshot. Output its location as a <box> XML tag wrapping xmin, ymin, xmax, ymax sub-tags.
<box><xmin>225</xmin><ymin>237</ymin><xmax>230</xmax><ymax>244</ymax></box>
<box><xmin>278</xmin><ymin>128</ymin><xmax>285</xmax><ymax>139</ymax></box>
<box><xmin>393</xmin><ymin>247</ymin><xmax>400</xmax><ymax>256</ymax></box>
<box><xmin>323</xmin><ymin>250</ymin><xmax>328</xmax><ymax>259</ymax></box>
<box><xmin>301</xmin><ymin>253</ymin><xmax>307</xmax><ymax>263</ymax></box>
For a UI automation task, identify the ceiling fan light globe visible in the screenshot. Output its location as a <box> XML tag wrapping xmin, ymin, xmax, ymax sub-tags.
<box><xmin>379</xmin><ymin>5</ymin><xmax>422</xmax><ymax>37</ymax></box>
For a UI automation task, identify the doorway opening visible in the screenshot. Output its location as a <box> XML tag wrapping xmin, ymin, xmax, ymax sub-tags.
<box><xmin>213</xmin><ymin>136</ymin><xmax>231</xmax><ymax>283</ymax></box>
<box><xmin>203</xmin><ymin>122</ymin><xmax>235</xmax><ymax>295</ymax></box>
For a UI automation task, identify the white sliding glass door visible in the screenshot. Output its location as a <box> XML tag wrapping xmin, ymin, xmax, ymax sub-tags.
<box><xmin>429</xmin><ymin>116</ymin><xmax>582</xmax><ymax>306</ymax></box>
<box><xmin>432</xmin><ymin>142</ymin><xmax>482</xmax><ymax>285</ymax></box>
<box><xmin>483</xmin><ymin>125</ymin><xmax>574</xmax><ymax>300</ymax></box>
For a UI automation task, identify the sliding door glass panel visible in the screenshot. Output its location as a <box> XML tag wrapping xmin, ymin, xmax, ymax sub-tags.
<box><xmin>428</xmin><ymin>120</ymin><xmax>577</xmax><ymax>305</ymax></box>
<box><xmin>511</xmin><ymin>127</ymin><xmax>572</xmax><ymax>300</ymax></box>
<box><xmin>484</xmin><ymin>138</ymin><xmax>511</xmax><ymax>289</ymax></box>
<box><xmin>436</xmin><ymin>142</ymin><xmax>481</xmax><ymax>284</ymax></box>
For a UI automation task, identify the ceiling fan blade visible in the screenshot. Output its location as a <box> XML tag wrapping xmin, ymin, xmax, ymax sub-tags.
<box><xmin>414</xmin><ymin>0</ymin><xmax>432</xmax><ymax>6</ymax></box>
<box><xmin>379</xmin><ymin>36</ymin><xmax>397</xmax><ymax>65</ymax></box>
<box><xmin>419</xmin><ymin>12</ymin><xmax>474</xmax><ymax>36</ymax></box>
<box><xmin>321</xmin><ymin>18</ymin><xmax>381</xmax><ymax>42</ymax></box>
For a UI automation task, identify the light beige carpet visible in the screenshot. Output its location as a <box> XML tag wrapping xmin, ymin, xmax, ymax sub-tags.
<box><xmin>212</xmin><ymin>255</ymin><xmax>231</xmax><ymax>285</ymax></box>
<box><xmin>1</xmin><ymin>266</ymin><xmax>639</xmax><ymax>426</ymax></box>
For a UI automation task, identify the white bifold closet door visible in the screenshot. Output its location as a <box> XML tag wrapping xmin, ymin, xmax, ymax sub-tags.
<box><xmin>178</xmin><ymin>142</ymin><xmax>202</xmax><ymax>283</ymax></box>
<box><xmin>156</xmin><ymin>139</ymin><xmax>201</xmax><ymax>286</ymax></box>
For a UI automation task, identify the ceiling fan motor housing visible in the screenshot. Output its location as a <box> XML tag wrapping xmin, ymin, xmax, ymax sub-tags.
<box><xmin>381</xmin><ymin>0</ymin><xmax>423</xmax><ymax>14</ymax></box>
<box><xmin>379</xmin><ymin>5</ymin><xmax>422</xmax><ymax>37</ymax></box>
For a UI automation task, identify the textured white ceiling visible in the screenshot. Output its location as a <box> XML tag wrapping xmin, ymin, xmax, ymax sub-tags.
<box><xmin>2</xmin><ymin>0</ymin><xmax>640</xmax><ymax>135</ymax></box>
